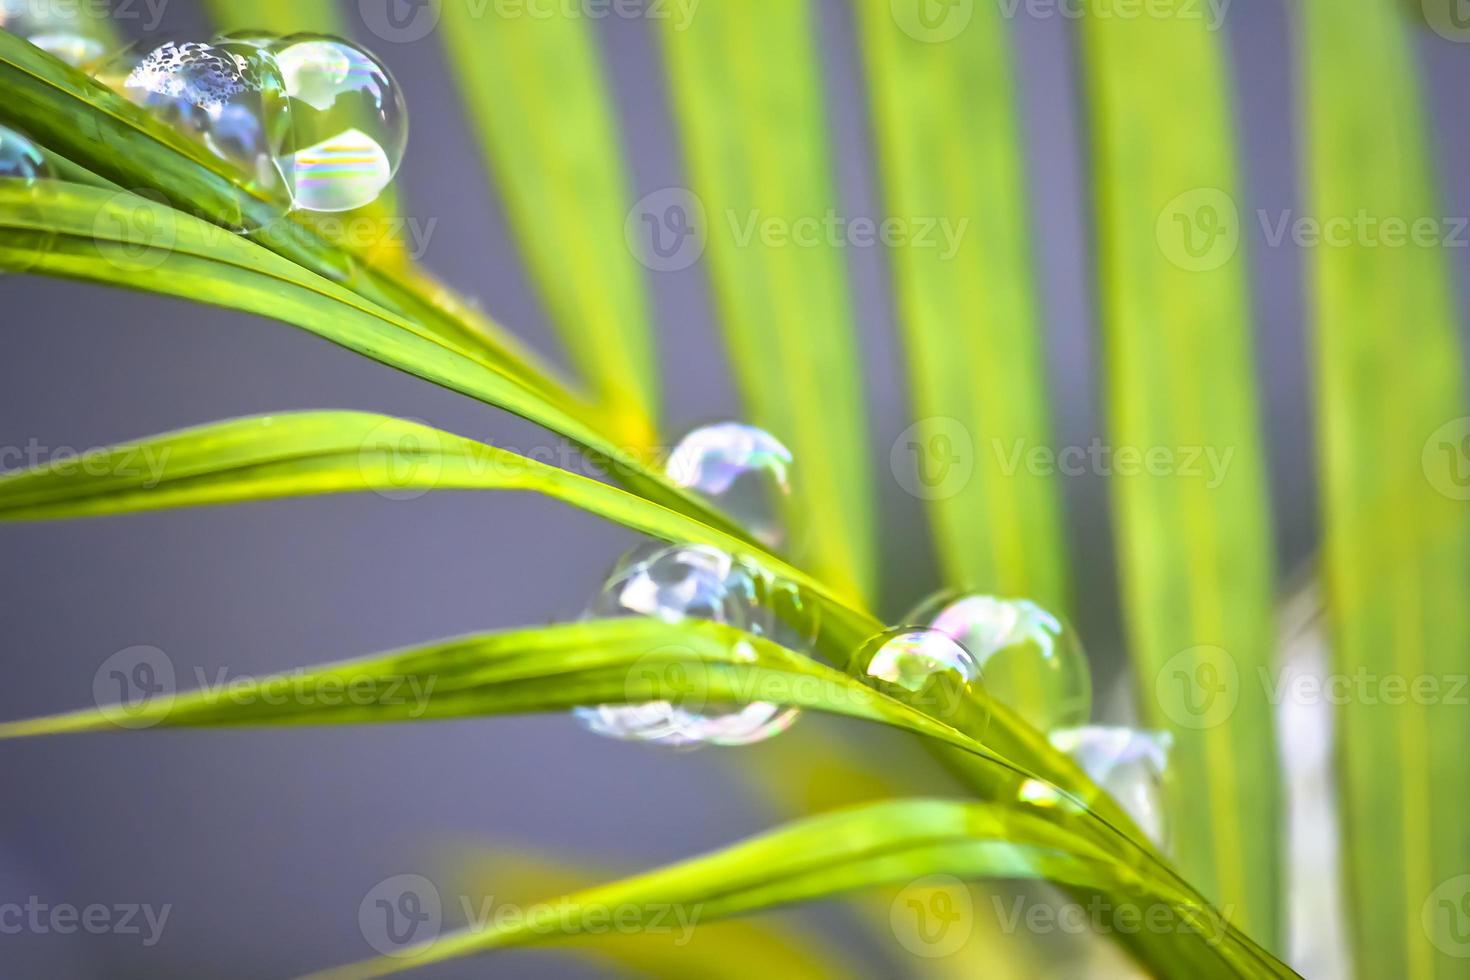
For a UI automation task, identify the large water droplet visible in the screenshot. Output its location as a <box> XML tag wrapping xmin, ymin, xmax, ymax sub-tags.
<box><xmin>911</xmin><ymin>593</ymin><xmax>1090</xmax><ymax>733</ymax></box>
<box><xmin>269</xmin><ymin>34</ymin><xmax>407</xmax><ymax>213</ymax></box>
<box><xmin>853</xmin><ymin>627</ymin><xmax>988</xmax><ymax>736</ymax></box>
<box><xmin>95</xmin><ymin>38</ymin><xmax>294</xmax><ymax>221</ymax></box>
<box><xmin>1050</xmin><ymin>725</ymin><xmax>1172</xmax><ymax>848</ymax></box>
<box><xmin>0</xmin><ymin>124</ymin><xmax>49</xmax><ymax>180</ymax></box>
<box><xmin>573</xmin><ymin>543</ymin><xmax>799</xmax><ymax>748</ymax></box>
<box><xmin>0</xmin><ymin>0</ymin><xmax>109</xmax><ymax>66</ymax></box>
<box><xmin>666</xmin><ymin>423</ymin><xmax>792</xmax><ymax>548</ymax></box>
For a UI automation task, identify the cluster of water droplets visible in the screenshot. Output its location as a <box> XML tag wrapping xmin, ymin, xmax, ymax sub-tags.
<box><xmin>574</xmin><ymin>423</ymin><xmax>812</xmax><ymax>749</ymax></box>
<box><xmin>1</xmin><ymin>14</ymin><xmax>406</xmax><ymax>217</ymax></box>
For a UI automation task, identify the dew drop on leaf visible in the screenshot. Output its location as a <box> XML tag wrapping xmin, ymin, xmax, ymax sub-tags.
<box><xmin>268</xmin><ymin>34</ymin><xmax>407</xmax><ymax>213</ymax></box>
<box><xmin>0</xmin><ymin>124</ymin><xmax>50</xmax><ymax>180</ymax></box>
<box><xmin>1049</xmin><ymin>725</ymin><xmax>1172</xmax><ymax>849</ymax></box>
<box><xmin>910</xmin><ymin>592</ymin><xmax>1091</xmax><ymax>733</ymax></box>
<box><xmin>666</xmin><ymin>422</ymin><xmax>793</xmax><ymax>548</ymax></box>
<box><xmin>0</xmin><ymin>0</ymin><xmax>109</xmax><ymax>67</ymax></box>
<box><xmin>852</xmin><ymin>627</ymin><xmax>989</xmax><ymax>738</ymax></box>
<box><xmin>573</xmin><ymin>542</ymin><xmax>799</xmax><ymax>748</ymax></box>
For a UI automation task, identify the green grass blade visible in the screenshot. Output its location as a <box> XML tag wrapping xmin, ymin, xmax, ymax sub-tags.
<box><xmin>658</xmin><ymin>1</ymin><xmax>875</xmax><ymax>601</ymax></box>
<box><xmin>199</xmin><ymin>0</ymin><xmax>342</xmax><ymax>32</ymax></box>
<box><xmin>1078</xmin><ymin>1</ymin><xmax>1281</xmax><ymax>946</ymax></box>
<box><xmin>1299</xmin><ymin>2</ymin><xmax>1470</xmax><ymax>975</ymax></box>
<box><xmin>301</xmin><ymin>797</ymin><xmax>1289</xmax><ymax>980</ymax></box>
<box><xmin>440</xmin><ymin>6</ymin><xmax>660</xmax><ymax>447</ymax></box>
<box><xmin>852</xmin><ymin>1</ymin><xmax>1066</xmax><ymax>612</ymax></box>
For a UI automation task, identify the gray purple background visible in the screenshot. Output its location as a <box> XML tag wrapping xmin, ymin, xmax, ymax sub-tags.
<box><xmin>1</xmin><ymin>0</ymin><xmax>1468</xmax><ymax>975</ymax></box>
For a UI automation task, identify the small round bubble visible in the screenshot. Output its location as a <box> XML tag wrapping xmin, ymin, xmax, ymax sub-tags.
<box><xmin>573</xmin><ymin>542</ymin><xmax>799</xmax><ymax>748</ymax></box>
<box><xmin>913</xmin><ymin>592</ymin><xmax>1091</xmax><ymax>733</ymax></box>
<box><xmin>853</xmin><ymin>627</ymin><xmax>988</xmax><ymax>736</ymax></box>
<box><xmin>666</xmin><ymin>423</ymin><xmax>793</xmax><ymax>548</ymax></box>
<box><xmin>1049</xmin><ymin>725</ymin><xmax>1172</xmax><ymax>848</ymax></box>
<box><xmin>0</xmin><ymin>125</ymin><xmax>50</xmax><ymax>180</ymax></box>
<box><xmin>269</xmin><ymin>34</ymin><xmax>407</xmax><ymax>213</ymax></box>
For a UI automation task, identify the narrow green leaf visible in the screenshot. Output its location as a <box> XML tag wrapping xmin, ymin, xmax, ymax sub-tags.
<box><xmin>1079</xmin><ymin>0</ymin><xmax>1281</xmax><ymax>946</ymax></box>
<box><xmin>199</xmin><ymin>0</ymin><xmax>344</xmax><ymax>33</ymax></box>
<box><xmin>1299</xmin><ymin>2</ymin><xmax>1470</xmax><ymax>975</ymax></box>
<box><xmin>853</xmin><ymin>0</ymin><xmax>1066</xmax><ymax>612</ymax></box>
<box><xmin>300</xmin><ymin>798</ymin><xmax>1292</xmax><ymax>980</ymax></box>
<box><xmin>441</xmin><ymin>6</ymin><xmax>661</xmax><ymax>446</ymax></box>
<box><xmin>658</xmin><ymin>1</ymin><xmax>875</xmax><ymax>601</ymax></box>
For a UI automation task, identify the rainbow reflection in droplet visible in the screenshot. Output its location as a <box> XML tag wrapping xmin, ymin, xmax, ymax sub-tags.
<box><xmin>666</xmin><ymin>422</ymin><xmax>793</xmax><ymax>548</ymax></box>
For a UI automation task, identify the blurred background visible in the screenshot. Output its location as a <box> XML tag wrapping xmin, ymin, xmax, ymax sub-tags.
<box><xmin>0</xmin><ymin>0</ymin><xmax>1467</xmax><ymax>976</ymax></box>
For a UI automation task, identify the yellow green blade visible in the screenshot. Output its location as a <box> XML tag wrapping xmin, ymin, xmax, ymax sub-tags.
<box><xmin>658</xmin><ymin>0</ymin><xmax>874</xmax><ymax>601</ymax></box>
<box><xmin>853</xmin><ymin>0</ymin><xmax>1066</xmax><ymax>611</ymax></box>
<box><xmin>440</xmin><ymin>6</ymin><xmax>660</xmax><ymax>447</ymax></box>
<box><xmin>1299</xmin><ymin>2</ymin><xmax>1470</xmax><ymax>975</ymax></box>
<box><xmin>1079</xmin><ymin>0</ymin><xmax>1281</xmax><ymax>947</ymax></box>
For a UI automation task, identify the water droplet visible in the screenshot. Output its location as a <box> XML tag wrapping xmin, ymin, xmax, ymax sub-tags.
<box><xmin>666</xmin><ymin>423</ymin><xmax>792</xmax><ymax>548</ymax></box>
<box><xmin>573</xmin><ymin>543</ymin><xmax>799</xmax><ymax>748</ymax></box>
<box><xmin>911</xmin><ymin>593</ymin><xmax>1091</xmax><ymax>733</ymax></box>
<box><xmin>0</xmin><ymin>124</ymin><xmax>49</xmax><ymax>180</ymax></box>
<box><xmin>96</xmin><ymin>39</ymin><xmax>295</xmax><ymax>220</ymax></box>
<box><xmin>0</xmin><ymin>0</ymin><xmax>109</xmax><ymax>66</ymax></box>
<box><xmin>852</xmin><ymin>627</ymin><xmax>988</xmax><ymax>736</ymax></box>
<box><xmin>1049</xmin><ymin>725</ymin><xmax>1172</xmax><ymax>848</ymax></box>
<box><xmin>269</xmin><ymin>34</ymin><xmax>407</xmax><ymax>213</ymax></box>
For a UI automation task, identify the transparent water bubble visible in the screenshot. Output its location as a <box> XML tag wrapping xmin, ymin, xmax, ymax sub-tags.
<box><xmin>0</xmin><ymin>124</ymin><xmax>48</xmax><ymax>180</ymax></box>
<box><xmin>1049</xmin><ymin>726</ymin><xmax>1172</xmax><ymax>848</ymax></box>
<box><xmin>0</xmin><ymin>0</ymin><xmax>110</xmax><ymax>67</ymax></box>
<box><xmin>666</xmin><ymin>423</ymin><xmax>793</xmax><ymax>549</ymax></box>
<box><xmin>573</xmin><ymin>542</ymin><xmax>799</xmax><ymax>748</ymax></box>
<box><xmin>95</xmin><ymin>38</ymin><xmax>294</xmax><ymax>223</ymax></box>
<box><xmin>853</xmin><ymin>627</ymin><xmax>988</xmax><ymax>736</ymax></box>
<box><xmin>911</xmin><ymin>592</ymin><xmax>1091</xmax><ymax>733</ymax></box>
<box><xmin>268</xmin><ymin>34</ymin><xmax>407</xmax><ymax>213</ymax></box>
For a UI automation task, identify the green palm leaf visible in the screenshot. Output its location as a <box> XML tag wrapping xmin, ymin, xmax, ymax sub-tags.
<box><xmin>440</xmin><ymin>4</ymin><xmax>661</xmax><ymax>446</ymax></box>
<box><xmin>1299</xmin><ymin>2</ymin><xmax>1470</xmax><ymax>975</ymax></box>
<box><xmin>658</xmin><ymin>0</ymin><xmax>875</xmax><ymax>601</ymax></box>
<box><xmin>1078</xmin><ymin>0</ymin><xmax>1281</xmax><ymax>947</ymax></box>
<box><xmin>853</xmin><ymin>0</ymin><xmax>1066</xmax><ymax>612</ymax></box>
